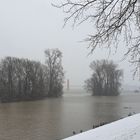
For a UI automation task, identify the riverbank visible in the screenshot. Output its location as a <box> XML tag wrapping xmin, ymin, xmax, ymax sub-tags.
<box><xmin>63</xmin><ymin>114</ymin><xmax>140</xmax><ymax>140</ymax></box>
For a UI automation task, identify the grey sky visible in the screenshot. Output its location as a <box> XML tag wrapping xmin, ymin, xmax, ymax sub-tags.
<box><xmin>0</xmin><ymin>0</ymin><xmax>139</xmax><ymax>88</ymax></box>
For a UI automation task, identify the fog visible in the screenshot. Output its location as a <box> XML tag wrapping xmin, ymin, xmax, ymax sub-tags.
<box><xmin>0</xmin><ymin>0</ymin><xmax>139</xmax><ymax>88</ymax></box>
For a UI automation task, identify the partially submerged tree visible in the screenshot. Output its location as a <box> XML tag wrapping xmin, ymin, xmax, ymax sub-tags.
<box><xmin>0</xmin><ymin>49</ymin><xmax>64</xmax><ymax>102</ymax></box>
<box><xmin>0</xmin><ymin>57</ymin><xmax>47</xmax><ymax>101</ymax></box>
<box><xmin>45</xmin><ymin>49</ymin><xmax>64</xmax><ymax>97</ymax></box>
<box><xmin>54</xmin><ymin>0</ymin><xmax>140</xmax><ymax>74</ymax></box>
<box><xmin>85</xmin><ymin>60</ymin><xmax>123</xmax><ymax>96</ymax></box>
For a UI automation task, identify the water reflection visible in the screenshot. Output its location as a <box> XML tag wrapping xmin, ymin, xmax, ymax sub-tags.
<box><xmin>0</xmin><ymin>94</ymin><xmax>139</xmax><ymax>140</ymax></box>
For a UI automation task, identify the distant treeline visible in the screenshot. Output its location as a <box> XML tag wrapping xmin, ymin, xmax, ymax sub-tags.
<box><xmin>0</xmin><ymin>49</ymin><xmax>64</xmax><ymax>102</ymax></box>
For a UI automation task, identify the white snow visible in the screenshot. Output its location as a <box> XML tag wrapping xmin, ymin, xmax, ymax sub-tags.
<box><xmin>63</xmin><ymin>114</ymin><xmax>140</xmax><ymax>140</ymax></box>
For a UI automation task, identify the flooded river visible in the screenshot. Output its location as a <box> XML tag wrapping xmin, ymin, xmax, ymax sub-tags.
<box><xmin>0</xmin><ymin>91</ymin><xmax>140</xmax><ymax>140</ymax></box>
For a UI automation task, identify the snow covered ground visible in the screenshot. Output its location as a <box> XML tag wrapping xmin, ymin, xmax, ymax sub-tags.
<box><xmin>63</xmin><ymin>114</ymin><xmax>140</xmax><ymax>140</ymax></box>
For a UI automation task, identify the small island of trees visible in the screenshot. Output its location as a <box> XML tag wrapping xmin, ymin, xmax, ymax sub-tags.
<box><xmin>85</xmin><ymin>60</ymin><xmax>123</xmax><ymax>96</ymax></box>
<box><xmin>0</xmin><ymin>49</ymin><xmax>123</xmax><ymax>103</ymax></box>
<box><xmin>0</xmin><ymin>49</ymin><xmax>64</xmax><ymax>102</ymax></box>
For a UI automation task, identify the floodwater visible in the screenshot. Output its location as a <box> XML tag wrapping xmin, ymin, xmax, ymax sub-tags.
<box><xmin>0</xmin><ymin>90</ymin><xmax>140</xmax><ymax>140</ymax></box>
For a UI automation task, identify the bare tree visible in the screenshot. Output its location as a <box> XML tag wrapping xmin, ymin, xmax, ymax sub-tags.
<box><xmin>54</xmin><ymin>0</ymin><xmax>140</xmax><ymax>73</ymax></box>
<box><xmin>45</xmin><ymin>49</ymin><xmax>64</xmax><ymax>97</ymax></box>
<box><xmin>85</xmin><ymin>60</ymin><xmax>123</xmax><ymax>96</ymax></box>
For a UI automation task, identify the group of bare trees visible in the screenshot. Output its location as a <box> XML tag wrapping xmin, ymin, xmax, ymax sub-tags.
<box><xmin>0</xmin><ymin>49</ymin><xmax>64</xmax><ymax>102</ymax></box>
<box><xmin>0</xmin><ymin>52</ymin><xmax>123</xmax><ymax>99</ymax></box>
<box><xmin>85</xmin><ymin>60</ymin><xmax>123</xmax><ymax>96</ymax></box>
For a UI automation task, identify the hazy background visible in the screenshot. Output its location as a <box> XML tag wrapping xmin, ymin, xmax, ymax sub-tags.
<box><xmin>0</xmin><ymin>0</ymin><xmax>139</xmax><ymax>90</ymax></box>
